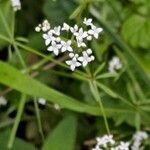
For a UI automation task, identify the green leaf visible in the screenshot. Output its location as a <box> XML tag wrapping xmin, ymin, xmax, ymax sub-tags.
<box><xmin>0</xmin><ymin>129</ymin><xmax>35</xmax><ymax>150</ymax></box>
<box><xmin>0</xmin><ymin>61</ymin><xmax>132</xmax><ymax>116</ymax></box>
<box><xmin>43</xmin><ymin>115</ymin><xmax>77</xmax><ymax>150</ymax></box>
<box><xmin>122</xmin><ymin>14</ymin><xmax>150</xmax><ymax>49</ymax></box>
<box><xmin>0</xmin><ymin>0</ymin><xmax>14</xmax><ymax>46</ymax></box>
<box><xmin>69</xmin><ymin>5</ymin><xmax>84</xmax><ymax>19</ymax></box>
<box><xmin>43</xmin><ymin>0</ymin><xmax>75</xmax><ymax>25</ymax></box>
<box><xmin>97</xmin><ymin>83</ymin><xmax>118</xmax><ymax>98</ymax></box>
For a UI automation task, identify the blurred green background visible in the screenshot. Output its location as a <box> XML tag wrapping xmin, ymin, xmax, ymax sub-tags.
<box><xmin>0</xmin><ymin>0</ymin><xmax>150</xmax><ymax>149</ymax></box>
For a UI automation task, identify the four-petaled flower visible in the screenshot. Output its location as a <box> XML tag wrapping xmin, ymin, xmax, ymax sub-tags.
<box><xmin>70</xmin><ymin>24</ymin><xmax>79</xmax><ymax>35</ymax></box>
<box><xmin>75</xmin><ymin>28</ymin><xmax>88</xmax><ymax>40</ymax></box>
<box><xmin>47</xmin><ymin>41</ymin><xmax>62</xmax><ymax>56</ymax></box>
<box><xmin>61</xmin><ymin>40</ymin><xmax>73</xmax><ymax>52</ymax></box>
<box><xmin>62</xmin><ymin>23</ymin><xmax>70</xmax><ymax>31</ymax></box>
<box><xmin>43</xmin><ymin>31</ymin><xmax>55</xmax><ymax>46</ymax></box>
<box><xmin>108</xmin><ymin>56</ymin><xmax>122</xmax><ymax>73</ymax></box>
<box><xmin>52</xmin><ymin>26</ymin><xmax>61</xmax><ymax>36</ymax></box>
<box><xmin>78</xmin><ymin>49</ymin><xmax>95</xmax><ymax>67</ymax></box>
<box><xmin>66</xmin><ymin>55</ymin><xmax>81</xmax><ymax>71</ymax></box>
<box><xmin>88</xmin><ymin>25</ymin><xmax>103</xmax><ymax>39</ymax></box>
<box><xmin>76</xmin><ymin>38</ymin><xmax>86</xmax><ymax>47</ymax></box>
<box><xmin>83</xmin><ymin>18</ymin><xmax>93</xmax><ymax>26</ymax></box>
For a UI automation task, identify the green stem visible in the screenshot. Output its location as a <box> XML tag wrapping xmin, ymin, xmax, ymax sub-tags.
<box><xmin>13</xmin><ymin>43</ymin><xmax>27</xmax><ymax>68</ymax></box>
<box><xmin>16</xmin><ymin>42</ymin><xmax>88</xmax><ymax>77</ymax></box>
<box><xmin>7</xmin><ymin>94</ymin><xmax>26</xmax><ymax>149</ymax></box>
<box><xmin>89</xmin><ymin>80</ymin><xmax>110</xmax><ymax>134</ymax></box>
<box><xmin>0</xmin><ymin>34</ymin><xmax>11</xmax><ymax>43</ymax></box>
<box><xmin>33</xmin><ymin>98</ymin><xmax>44</xmax><ymax>142</ymax></box>
<box><xmin>127</xmin><ymin>69</ymin><xmax>146</xmax><ymax>102</ymax></box>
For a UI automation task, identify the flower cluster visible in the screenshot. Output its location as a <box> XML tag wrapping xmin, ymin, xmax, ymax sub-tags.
<box><xmin>108</xmin><ymin>56</ymin><xmax>122</xmax><ymax>73</ymax></box>
<box><xmin>0</xmin><ymin>96</ymin><xmax>7</xmax><ymax>107</ymax></box>
<box><xmin>92</xmin><ymin>132</ymin><xmax>149</xmax><ymax>150</ymax></box>
<box><xmin>35</xmin><ymin>18</ymin><xmax>103</xmax><ymax>71</ymax></box>
<box><xmin>11</xmin><ymin>0</ymin><xmax>21</xmax><ymax>11</ymax></box>
<box><xmin>95</xmin><ymin>135</ymin><xmax>115</xmax><ymax>148</ymax></box>
<box><xmin>92</xmin><ymin>134</ymin><xmax>129</xmax><ymax>150</ymax></box>
<box><xmin>131</xmin><ymin>131</ymin><xmax>148</xmax><ymax>150</ymax></box>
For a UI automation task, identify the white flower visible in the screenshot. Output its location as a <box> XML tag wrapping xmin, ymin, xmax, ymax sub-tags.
<box><xmin>133</xmin><ymin>131</ymin><xmax>148</xmax><ymax>141</ymax></box>
<box><xmin>42</xmin><ymin>20</ymin><xmax>50</xmax><ymax>32</ymax></box>
<box><xmin>78</xmin><ymin>49</ymin><xmax>95</xmax><ymax>67</ymax></box>
<box><xmin>75</xmin><ymin>28</ymin><xmax>88</xmax><ymax>40</ymax></box>
<box><xmin>0</xmin><ymin>96</ymin><xmax>7</xmax><ymax>106</ymax></box>
<box><xmin>108</xmin><ymin>56</ymin><xmax>122</xmax><ymax>73</ymax></box>
<box><xmin>115</xmin><ymin>142</ymin><xmax>130</xmax><ymax>150</ymax></box>
<box><xmin>38</xmin><ymin>98</ymin><xmax>46</xmax><ymax>105</ymax></box>
<box><xmin>43</xmin><ymin>31</ymin><xmax>55</xmax><ymax>46</ymax></box>
<box><xmin>66</xmin><ymin>55</ymin><xmax>81</xmax><ymax>71</ymax></box>
<box><xmin>47</xmin><ymin>41</ymin><xmax>62</xmax><ymax>56</ymax></box>
<box><xmin>61</xmin><ymin>40</ymin><xmax>73</xmax><ymax>52</ymax></box>
<box><xmin>11</xmin><ymin>0</ymin><xmax>21</xmax><ymax>11</ymax></box>
<box><xmin>88</xmin><ymin>25</ymin><xmax>103</xmax><ymax>39</ymax></box>
<box><xmin>83</xmin><ymin>18</ymin><xmax>93</xmax><ymax>26</ymax></box>
<box><xmin>131</xmin><ymin>131</ymin><xmax>148</xmax><ymax>150</ymax></box>
<box><xmin>70</xmin><ymin>24</ymin><xmax>78</xmax><ymax>35</ymax></box>
<box><xmin>52</xmin><ymin>26</ymin><xmax>61</xmax><ymax>36</ymax></box>
<box><xmin>76</xmin><ymin>38</ymin><xmax>86</xmax><ymax>47</ymax></box>
<box><xmin>62</xmin><ymin>23</ymin><xmax>70</xmax><ymax>31</ymax></box>
<box><xmin>96</xmin><ymin>135</ymin><xmax>115</xmax><ymax>147</ymax></box>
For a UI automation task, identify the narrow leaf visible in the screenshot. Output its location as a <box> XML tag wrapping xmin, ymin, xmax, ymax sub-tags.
<box><xmin>43</xmin><ymin>115</ymin><xmax>77</xmax><ymax>150</ymax></box>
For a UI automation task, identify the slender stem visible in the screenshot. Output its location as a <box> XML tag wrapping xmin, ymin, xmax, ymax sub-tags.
<box><xmin>11</xmin><ymin>11</ymin><xmax>15</xmax><ymax>38</ymax></box>
<box><xmin>7</xmin><ymin>94</ymin><xmax>26</xmax><ymax>149</ymax></box>
<box><xmin>89</xmin><ymin>80</ymin><xmax>110</xmax><ymax>134</ymax></box>
<box><xmin>127</xmin><ymin>69</ymin><xmax>146</xmax><ymax>101</ymax></box>
<box><xmin>0</xmin><ymin>34</ymin><xmax>11</xmax><ymax>43</ymax></box>
<box><xmin>13</xmin><ymin>43</ymin><xmax>27</xmax><ymax>68</ymax></box>
<box><xmin>15</xmin><ymin>42</ymin><xmax>87</xmax><ymax>77</ymax></box>
<box><xmin>33</xmin><ymin>98</ymin><xmax>44</xmax><ymax>142</ymax></box>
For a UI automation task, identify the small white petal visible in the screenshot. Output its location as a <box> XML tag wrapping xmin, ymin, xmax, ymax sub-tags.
<box><xmin>78</xmin><ymin>57</ymin><xmax>84</xmax><ymax>62</ymax></box>
<box><xmin>47</xmin><ymin>46</ymin><xmax>53</xmax><ymax>51</ymax></box>
<box><xmin>66</xmin><ymin>60</ymin><xmax>71</xmax><ymax>65</ymax></box>
<box><xmin>83</xmin><ymin>61</ymin><xmax>88</xmax><ymax>67</ymax></box>
<box><xmin>86</xmin><ymin>49</ymin><xmax>92</xmax><ymax>54</ymax></box>
<box><xmin>94</xmin><ymin>33</ymin><xmax>99</xmax><ymax>39</ymax></box>
<box><xmin>90</xmin><ymin>56</ymin><xmax>95</xmax><ymax>61</ymax></box>
<box><xmin>61</xmin><ymin>47</ymin><xmax>66</xmax><ymax>52</ymax></box>
<box><xmin>87</xmin><ymin>36</ymin><xmax>92</xmax><ymax>41</ymax></box>
<box><xmin>69</xmin><ymin>53</ymin><xmax>74</xmax><ymax>58</ymax></box>
<box><xmin>88</xmin><ymin>29</ymin><xmax>94</xmax><ymax>35</ymax></box>
<box><xmin>54</xmin><ymin>49</ymin><xmax>59</xmax><ymax>55</ymax></box>
<box><xmin>45</xmin><ymin>39</ymin><xmax>51</xmax><ymax>46</ymax></box>
<box><xmin>67</xmin><ymin>47</ymin><xmax>73</xmax><ymax>52</ymax></box>
<box><xmin>76</xmin><ymin>62</ymin><xmax>81</xmax><ymax>67</ymax></box>
<box><xmin>70</xmin><ymin>65</ymin><xmax>76</xmax><ymax>71</ymax></box>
